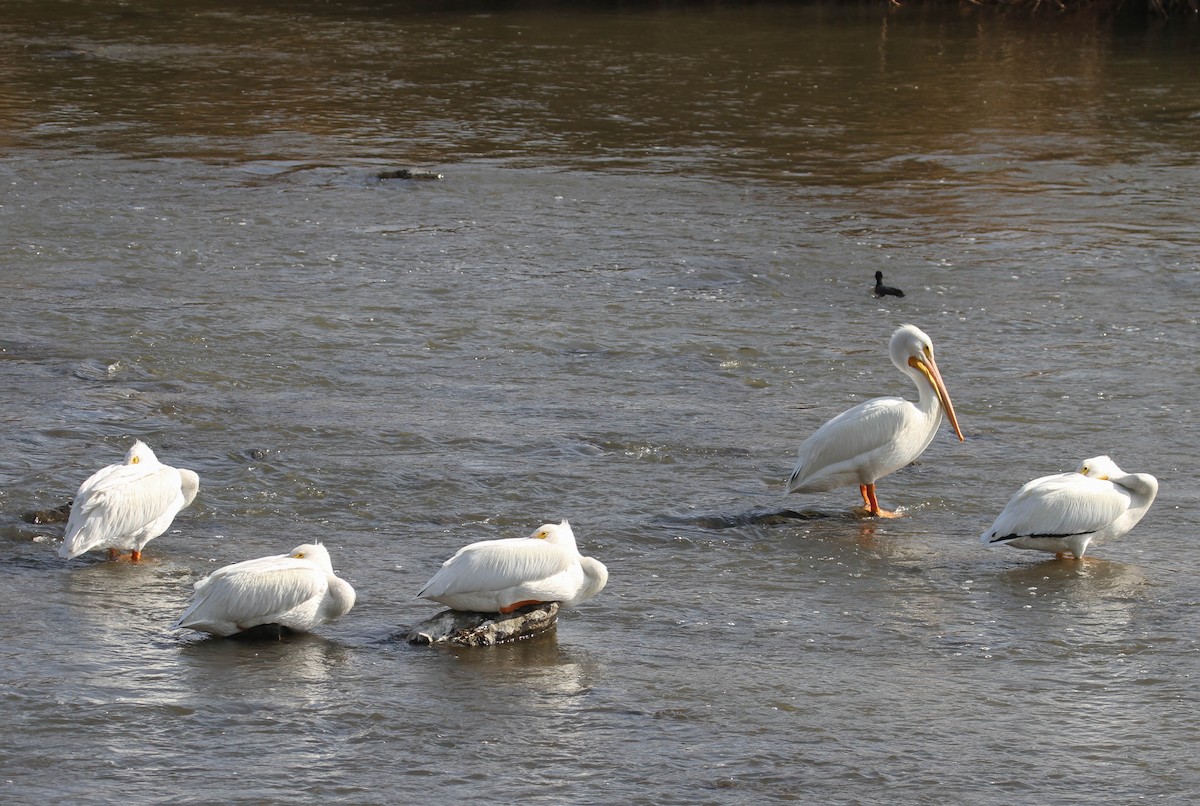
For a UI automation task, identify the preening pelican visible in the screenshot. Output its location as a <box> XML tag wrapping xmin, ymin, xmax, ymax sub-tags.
<box><xmin>174</xmin><ymin>543</ymin><xmax>356</xmax><ymax>637</ymax></box>
<box><xmin>981</xmin><ymin>455</ymin><xmax>1158</xmax><ymax>560</ymax></box>
<box><xmin>786</xmin><ymin>324</ymin><xmax>964</xmax><ymax>517</ymax></box>
<box><xmin>59</xmin><ymin>441</ymin><xmax>200</xmax><ymax>562</ymax></box>
<box><xmin>418</xmin><ymin>520</ymin><xmax>608</xmax><ymax>614</ymax></box>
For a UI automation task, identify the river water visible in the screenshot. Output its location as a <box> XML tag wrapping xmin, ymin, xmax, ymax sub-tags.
<box><xmin>2</xmin><ymin>1</ymin><xmax>1199</xmax><ymax>803</ymax></box>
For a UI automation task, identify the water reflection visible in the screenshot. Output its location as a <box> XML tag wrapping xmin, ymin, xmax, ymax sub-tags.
<box><xmin>419</xmin><ymin>631</ymin><xmax>600</xmax><ymax>698</ymax></box>
<box><xmin>176</xmin><ymin>631</ymin><xmax>356</xmax><ymax>694</ymax></box>
<box><xmin>996</xmin><ymin>555</ymin><xmax>1150</xmax><ymax>597</ymax></box>
<box><xmin>995</xmin><ymin>557</ymin><xmax>1149</xmax><ymax>635</ymax></box>
<box><xmin>59</xmin><ymin>556</ymin><xmax>191</xmax><ymax>635</ymax></box>
<box><xmin>953</xmin><ymin>557</ymin><xmax>1154</xmax><ymax>668</ymax></box>
<box><xmin>441</xmin><ymin>631</ymin><xmax>564</xmax><ymax>666</ymax></box>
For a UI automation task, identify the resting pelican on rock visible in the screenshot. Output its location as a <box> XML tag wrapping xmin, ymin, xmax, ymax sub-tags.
<box><xmin>418</xmin><ymin>520</ymin><xmax>608</xmax><ymax>614</ymax></box>
<box><xmin>981</xmin><ymin>455</ymin><xmax>1158</xmax><ymax>560</ymax></box>
<box><xmin>174</xmin><ymin>543</ymin><xmax>356</xmax><ymax>637</ymax></box>
<box><xmin>786</xmin><ymin>324</ymin><xmax>964</xmax><ymax>517</ymax></box>
<box><xmin>59</xmin><ymin>440</ymin><xmax>200</xmax><ymax>562</ymax></box>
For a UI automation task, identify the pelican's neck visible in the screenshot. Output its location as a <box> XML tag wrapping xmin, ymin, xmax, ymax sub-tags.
<box><xmin>1114</xmin><ymin>472</ymin><xmax>1159</xmax><ymax>512</ymax></box>
<box><xmin>180</xmin><ymin>470</ymin><xmax>200</xmax><ymax>507</ymax></box>
<box><xmin>905</xmin><ymin>364</ymin><xmax>945</xmax><ymax>425</ymax></box>
<box><xmin>325</xmin><ymin>577</ymin><xmax>357</xmax><ymax>618</ymax></box>
<box><xmin>577</xmin><ymin>557</ymin><xmax>609</xmax><ymax>602</ymax></box>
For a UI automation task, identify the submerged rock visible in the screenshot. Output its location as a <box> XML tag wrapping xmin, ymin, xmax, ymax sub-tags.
<box><xmin>407</xmin><ymin>602</ymin><xmax>559</xmax><ymax>647</ymax></box>
<box><xmin>377</xmin><ymin>168</ymin><xmax>443</xmax><ymax>181</ymax></box>
<box><xmin>662</xmin><ymin>507</ymin><xmax>833</xmax><ymax>530</ymax></box>
<box><xmin>228</xmin><ymin>624</ymin><xmax>296</xmax><ymax>641</ymax></box>
<box><xmin>21</xmin><ymin>502</ymin><xmax>72</xmax><ymax>524</ymax></box>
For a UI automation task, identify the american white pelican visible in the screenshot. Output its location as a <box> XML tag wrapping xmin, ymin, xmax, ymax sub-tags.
<box><xmin>981</xmin><ymin>455</ymin><xmax>1158</xmax><ymax>560</ymax></box>
<box><xmin>173</xmin><ymin>543</ymin><xmax>356</xmax><ymax>637</ymax></box>
<box><xmin>418</xmin><ymin>520</ymin><xmax>608</xmax><ymax>614</ymax></box>
<box><xmin>786</xmin><ymin>324</ymin><xmax>964</xmax><ymax>517</ymax></box>
<box><xmin>59</xmin><ymin>440</ymin><xmax>200</xmax><ymax>562</ymax></box>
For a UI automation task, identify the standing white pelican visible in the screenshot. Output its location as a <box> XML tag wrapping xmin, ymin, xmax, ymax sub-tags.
<box><xmin>981</xmin><ymin>455</ymin><xmax>1158</xmax><ymax>560</ymax></box>
<box><xmin>173</xmin><ymin>543</ymin><xmax>356</xmax><ymax>637</ymax></box>
<box><xmin>59</xmin><ymin>440</ymin><xmax>200</xmax><ymax>562</ymax></box>
<box><xmin>418</xmin><ymin>520</ymin><xmax>608</xmax><ymax>614</ymax></box>
<box><xmin>786</xmin><ymin>324</ymin><xmax>964</xmax><ymax>517</ymax></box>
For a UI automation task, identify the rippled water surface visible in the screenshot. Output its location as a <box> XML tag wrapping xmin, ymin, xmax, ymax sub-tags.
<box><xmin>2</xmin><ymin>1</ymin><xmax>1199</xmax><ymax>803</ymax></box>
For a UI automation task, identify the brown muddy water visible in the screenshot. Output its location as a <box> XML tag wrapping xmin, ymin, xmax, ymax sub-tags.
<box><xmin>1</xmin><ymin>1</ymin><xmax>1199</xmax><ymax>803</ymax></box>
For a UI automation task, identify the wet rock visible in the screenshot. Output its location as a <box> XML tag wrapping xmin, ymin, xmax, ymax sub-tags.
<box><xmin>377</xmin><ymin>168</ymin><xmax>444</xmax><ymax>181</ymax></box>
<box><xmin>662</xmin><ymin>507</ymin><xmax>833</xmax><ymax>530</ymax></box>
<box><xmin>407</xmin><ymin>602</ymin><xmax>559</xmax><ymax>647</ymax></box>
<box><xmin>21</xmin><ymin>502</ymin><xmax>72</xmax><ymax>525</ymax></box>
<box><xmin>229</xmin><ymin>624</ymin><xmax>297</xmax><ymax>641</ymax></box>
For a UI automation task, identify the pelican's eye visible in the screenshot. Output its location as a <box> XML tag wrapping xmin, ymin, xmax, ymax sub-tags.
<box><xmin>534</xmin><ymin>531</ymin><xmax>548</xmax><ymax>540</ymax></box>
<box><xmin>131</xmin><ymin>456</ymin><xmax>140</xmax><ymax>465</ymax></box>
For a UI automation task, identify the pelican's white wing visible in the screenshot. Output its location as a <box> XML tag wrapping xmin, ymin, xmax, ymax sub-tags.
<box><xmin>418</xmin><ymin>537</ymin><xmax>573</xmax><ymax>600</ymax></box>
<box><xmin>982</xmin><ymin>473</ymin><xmax>1130</xmax><ymax>542</ymax></box>
<box><xmin>788</xmin><ymin>396</ymin><xmax>917</xmax><ymax>492</ymax></box>
<box><xmin>174</xmin><ymin>556</ymin><xmax>327</xmax><ymax>631</ymax></box>
<box><xmin>60</xmin><ymin>464</ymin><xmax>185</xmax><ymax>557</ymax></box>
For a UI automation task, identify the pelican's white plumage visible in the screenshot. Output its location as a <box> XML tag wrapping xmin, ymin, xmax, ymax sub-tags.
<box><xmin>981</xmin><ymin>455</ymin><xmax>1158</xmax><ymax>560</ymax></box>
<box><xmin>174</xmin><ymin>543</ymin><xmax>356</xmax><ymax>637</ymax></box>
<box><xmin>59</xmin><ymin>440</ymin><xmax>200</xmax><ymax>562</ymax></box>
<box><xmin>786</xmin><ymin>324</ymin><xmax>964</xmax><ymax>517</ymax></box>
<box><xmin>418</xmin><ymin>520</ymin><xmax>608</xmax><ymax>614</ymax></box>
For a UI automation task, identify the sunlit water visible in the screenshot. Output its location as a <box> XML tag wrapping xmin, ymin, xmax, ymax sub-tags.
<box><xmin>2</xmin><ymin>1</ymin><xmax>1199</xmax><ymax>803</ymax></box>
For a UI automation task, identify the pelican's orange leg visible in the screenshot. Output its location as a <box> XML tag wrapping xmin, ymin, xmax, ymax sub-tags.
<box><xmin>107</xmin><ymin>548</ymin><xmax>120</xmax><ymax>561</ymax></box>
<box><xmin>864</xmin><ymin>484</ymin><xmax>900</xmax><ymax>519</ymax></box>
<box><xmin>129</xmin><ymin>549</ymin><xmax>142</xmax><ymax>563</ymax></box>
<box><xmin>499</xmin><ymin>600</ymin><xmax>543</xmax><ymax>614</ymax></box>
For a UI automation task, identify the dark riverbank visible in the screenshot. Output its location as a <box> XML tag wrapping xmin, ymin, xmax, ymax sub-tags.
<box><xmin>360</xmin><ymin>0</ymin><xmax>1198</xmax><ymax>19</ymax></box>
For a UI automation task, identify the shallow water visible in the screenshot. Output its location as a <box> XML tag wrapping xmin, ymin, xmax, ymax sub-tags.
<box><xmin>2</xmin><ymin>1</ymin><xmax>1199</xmax><ymax>803</ymax></box>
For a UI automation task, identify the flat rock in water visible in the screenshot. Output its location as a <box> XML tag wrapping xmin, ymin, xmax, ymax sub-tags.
<box><xmin>21</xmin><ymin>502</ymin><xmax>72</xmax><ymax>524</ymax></box>
<box><xmin>407</xmin><ymin>603</ymin><xmax>559</xmax><ymax>647</ymax></box>
<box><xmin>377</xmin><ymin>168</ymin><xmax>443</xmax><ymax>181</ymax></box>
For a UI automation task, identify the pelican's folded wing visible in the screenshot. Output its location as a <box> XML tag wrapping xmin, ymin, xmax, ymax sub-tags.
<box><xmin>788</xmin><ymin>397</ymin><xmax>910</xmax><ymax>492</ymax></box>
<box><xmin>175</xmin><ymin>559</ymin><xmax>326</xmax><ymax>629</ymax></box>
<box><xmin>418</xmin><ymin>539</ymin><xmax>572</xmax><ymax>599</ymax></box>
<box><xmin>61</xmin><ymin>466</ymin><xmax>180</xmax><ymax>556</ymax></box>
<box><xmin>983</xmin><ymin>474</ymin><xmax>1128</xmax><ymax>541</ymax></box>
